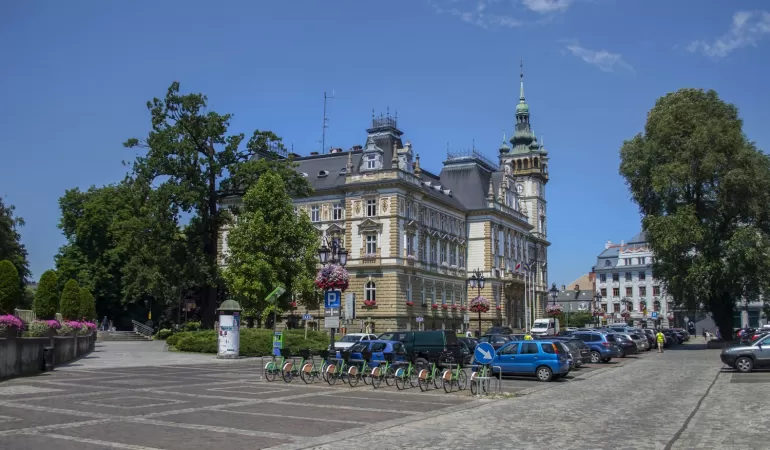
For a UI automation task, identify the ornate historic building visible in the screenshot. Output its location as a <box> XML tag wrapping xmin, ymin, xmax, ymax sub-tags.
<box><xmin>220</xmin><ymin>71</ymin><xmax>551</xmax><ymax>332</ymax></box>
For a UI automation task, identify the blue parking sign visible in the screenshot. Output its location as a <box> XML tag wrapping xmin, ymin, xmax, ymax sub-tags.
<box><xmin>324</xmin><ymin>291</ymin><xmax>341</xmax><ymax>309</ymax></box>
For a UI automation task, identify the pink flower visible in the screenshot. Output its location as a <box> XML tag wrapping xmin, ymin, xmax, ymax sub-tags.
<box><xmin>0</xmin><ymin>314</ymin><xmax>23</xmax><ymax>329</ymax></box>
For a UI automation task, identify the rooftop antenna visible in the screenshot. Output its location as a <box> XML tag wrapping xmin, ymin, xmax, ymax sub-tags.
<box><xmin>321</xmin><ymin>90</ymin><xmax>335</xmax><ymax>154</ymax></box>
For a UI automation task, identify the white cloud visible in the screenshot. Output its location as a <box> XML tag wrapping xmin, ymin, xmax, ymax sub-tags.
<box><xmin>430</xmin><ymin>0</ymin><xmax>522</xmax><ymax>29</ymax></box>
<box><xmin>564</xmin><ymin>43</ymin><xmax>634</xmax><ymax>73</ymax></box>
<box><xmin>687</xmin><ymin>10</ymin><xmax>770</xmax><ymax>59</ymax></box>
<box><xmin>521</xmin><ymin>0</ymin><xmax>573</xmax><ymax>14</ymax></box>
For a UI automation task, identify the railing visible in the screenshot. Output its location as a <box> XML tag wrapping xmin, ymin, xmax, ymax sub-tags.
<box><xmin>132</xmin><ymin>320</ymin><xmax>154</xmax><ymax>337</ymax></box>
<box><xmin>14</xmin><ymin>309</ymin><xmax>36</xmax><ymax>323</ymax></box>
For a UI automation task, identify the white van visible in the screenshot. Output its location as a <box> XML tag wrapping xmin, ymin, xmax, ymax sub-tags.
<box><xmin>531</xmin><ymin>318</ymin><xmax>560</xmax><ymax>336</ymax></box>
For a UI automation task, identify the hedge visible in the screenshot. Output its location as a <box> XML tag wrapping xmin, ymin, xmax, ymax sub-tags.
<box><xmin>33</xmin><ymin>270</ymin><xmax>60</xmax><ymax>319</ymax></box>
<box><xmin>59</xmin><ymin>279</ymin><xmax>81</xmax><ymax>320</ymax></box>
<box><xmin>0</xmin><ymin>260</ymin><xmax>20</xmax><ymax>314</ymax></box>
<box><xmin>167</xmin><ymin>328</ymin><xmax>330</xmax><ymax>357</ymax></box>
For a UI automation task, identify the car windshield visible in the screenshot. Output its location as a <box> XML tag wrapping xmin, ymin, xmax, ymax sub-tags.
<box><xmin>532</xmin><ymin>324</ymin><xmax>547</xmax><ymax>329</ymax></box>
<box><xmin>378</xmin><ymin>332</ymin><xmax>409</xmax><ymax>342</ymax></box>
<box><xmin>341</xmin><ymin>335</ymin><xmax>362</xmax><ymax>342</ymax></box>
<box><xmin>349</xmin><ymin>343</ymin><xmax>368</xmax><ymax>352</ymax></box>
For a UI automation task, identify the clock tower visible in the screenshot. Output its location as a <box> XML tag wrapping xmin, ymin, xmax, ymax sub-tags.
<box><xmin>499</xmin><ymin>63</ymin><xmax>550</xmax><ymax>318</ymax></box>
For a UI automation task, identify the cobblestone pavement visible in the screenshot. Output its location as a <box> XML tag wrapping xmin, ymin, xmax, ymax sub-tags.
<box><xmin>1</xmin><ymin>341</ymin><xmax>762</xmax><ymax>449</ymax></box>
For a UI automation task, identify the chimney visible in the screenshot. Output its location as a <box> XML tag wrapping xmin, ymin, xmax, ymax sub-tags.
<box><xmin>332</xmin><ymin>147</ymin><xmax>343</xmax><ymax>153</ymax></box>
<box><xmin>310</xmin><ymin>151</ymin><xmax>319</xmax><ymax>156</ymax></box>
<box><xmin>620</xmin><ymin>240</ymin><xmax>625</xmax><ymax>246</ymax></box>
<box><xmin>561</xmin><ymin>285</ymin><xmax>566</xmax><ymax>291</ymax></box>
<box><xmin>605</xmin><ymin>240</ymin><xmax>612</xmax><ymax>249</ymax></box>
<box><xmin>351</xmin><ymin>145</ymin><xmax>363</xmax><ymax>151</ymax></box>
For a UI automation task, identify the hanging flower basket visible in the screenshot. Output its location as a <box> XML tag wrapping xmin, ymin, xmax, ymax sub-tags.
<box><xmin>451</xmin><ymin>305</ymin><xmax>458</xmax><ymax>310</ymax></box>
<box><xmin>441</xmin><ymin>304</ymin><xmax>448</xmax><ymax>310</ymax></box>
<box><xmin>431</xmin><ymin>304</ymin><xmax>439</xmax><ymax>310</ymax></box>
<box><xmin>592</xmin><ymin>307</ymin><xmax>606</xmax><ymax>317</ymax></box>
<box><xmin>363</xmin><ymin>300</ymin><xmax>377</xmax><ymax>307</ymax></box>
<box><xmin>545</xmin><ymin>304</ymin><xmax>563</xmax><ymax>316</ymax></box>
<box><xmin>314</xmin><ymin>264</ymin><xmax>350</xmax><ymax>292</ymax></box>
<box><xmin>405</xmin><ymin>301</ymin><xmax>414</xmax><ymax>306</ymax></box>
<box><xmin>620</xmin><ymin>310</ymin><xmax>631</xmax><ymax>319</ymax></box>
<box><xmin>468</xmin><ymin>296</ymin><xmax>490</xmax><ymax>314</ymax></box>
<box><xmin>495</xmin><ymin>305</ymin><xmax>502</xmax><ymax>311</ymax></box>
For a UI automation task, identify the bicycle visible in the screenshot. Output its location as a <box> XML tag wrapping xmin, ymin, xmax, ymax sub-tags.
<box><xmin>441</xmin><ymin>350</ymin><xmax>468</xmax><ymax>393</ymax></box>
<box><xmin>300</xmin><ymin>349</ymin><xmax>330</xmax><ymax>384</ymax></box>
<box><xmin>393</xmin><ymin>351</ymin><xmax>419</xmax><ymax>390</ymax></box>
<box><xmin>264</xmin><ymin>349</ymin><xmax>290</xmax><ymax>382</ymax></box>
<box><xmin>347</xmin><ymin>349</ymin><xmax>373</xmax><ymax>387</ymax></box>
<box><xmin>326</xmin><ymin>350</ymin><xmax>351</xmax><ymax>386</ymax></box>
<box><xmin>470</xmin><ymin>364</ymin><xmax>492</xmax><ymax>396</ymax></box>
<box><xmin>371</xmin><ymin>352</ymin><xmax>396</xmax><ymax>389</ymax></box>
<box><xmin>281</xmin><ymin>348</ymin><xmax>305</xmax><ymax>383</ymax></box>
<box><xmin>417</xmin><ymin>354</ymin><xmax>443</xmax><ymax>391</ymax></box>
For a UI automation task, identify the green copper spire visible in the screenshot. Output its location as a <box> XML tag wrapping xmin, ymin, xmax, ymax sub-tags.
<box><xmin>499</xmin><ymin>130</ymin><xmax>510</xmax><ymax>153</ymax></box>
<box><xmin>516</xmin><ymin>61</ymin><xmax>529</xmax><ymax>115</ymax></box>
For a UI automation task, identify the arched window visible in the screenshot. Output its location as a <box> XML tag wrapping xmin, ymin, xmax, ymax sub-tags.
<box><xmin>604</xmin><ymin>260</ymin><xmax>611</xmax><ymax>267</ymax></box>
<box><xmin>365</xmin><ymin>281</ymin><xmax>376</xmax><ymax>302</ymax></box>
<box><xmin>524</xmin><ymin>159</ymin><xmax>529</xmax><ymax>170</ymax></box>
<box><xmin>534</xmin><ymin>158</ymin><xmax>539</xmax><ymax>168</ymax></box>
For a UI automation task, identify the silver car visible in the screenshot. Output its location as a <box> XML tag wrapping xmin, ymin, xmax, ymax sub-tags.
<box><xmin>629</xmin><ymin>332</ymin><xmax>651</xmax><ymax>351</ymax></box>
<box><xmin>615</xmin><ymin>333</ymin><xmax>645</xmax><ymax>352</ymax></box>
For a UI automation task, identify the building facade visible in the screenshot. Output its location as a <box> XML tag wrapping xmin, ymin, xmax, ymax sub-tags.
<box><xmin>220</xmin><ymin>72</ymin><xmax>551</xmax><ymax>333</ymax></box>
<box><xmin>592</xmin><ymin>232</ymin><xmax>674</xmax><ymax>327</ymax></box>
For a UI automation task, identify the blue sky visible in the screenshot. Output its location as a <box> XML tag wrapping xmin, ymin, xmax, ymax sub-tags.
<box><xmin>1</xmin><ymin>0</ymin><xmax>769</xmax><ymax>287</ymax></box>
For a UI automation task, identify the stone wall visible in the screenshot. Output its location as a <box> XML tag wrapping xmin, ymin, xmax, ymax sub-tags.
<box><xmin>0</xmin><ymin>333</ymin><xmax>97</xmax><ymax>380</ymax></box>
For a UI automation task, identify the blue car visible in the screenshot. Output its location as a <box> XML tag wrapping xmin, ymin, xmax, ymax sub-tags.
<box><xmin>474</xmin><ymin>340</ymin><xmax>570</xmax><ymax>382</ymax></box>
<box><xmin>570</xmin><ymin>331</ymin><xmax>623</xmax><ymax>363</ymax></box>
<box><xmin>335</xmin><ymin>340</ymin><xmax>406</xmax><ymax>367</ymax></box>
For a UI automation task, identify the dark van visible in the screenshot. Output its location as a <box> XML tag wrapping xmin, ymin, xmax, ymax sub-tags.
<box><xmin>377</xmin><ymin>330</ymin><xmax>460</xmax><ymax>365</ymax></box>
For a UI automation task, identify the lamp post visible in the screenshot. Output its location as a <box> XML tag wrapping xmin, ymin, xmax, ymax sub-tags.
<box><xmin>467</xmin><ymin>268</ymin><xmax>485</xmax><ymax>338</ymax></box>
<box><xmin>317</xmin><ymin>235</ymin><xmax>348</xmax><ymax>351</ymax></box>
<box><xmin>549</xmin><ymin>283</ymin><xmax>558</xmax><ymax>305</ymax></box>
<box><xmin>594</xmin><ymin>292</ymin><xmax>602</xmax><ymax>328</ymax></box>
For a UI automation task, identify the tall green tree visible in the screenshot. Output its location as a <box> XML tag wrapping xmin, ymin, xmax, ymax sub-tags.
<box><xmin>223</xmin><ymin>172</ymin><xmax>318</xmax><ymax>324</ymax></box>
<box><xmin>33</xmin><ymin>270</ymin><xmax>60</xmax><ymax>319</ymax></box>
<box><xmin>59</xmin><ymin>279</ymin><xmax>81</xmax><ymax>320</ymax></box>
<box><xmin>0</xmin><ymin>198</ymin><xmax>30</xmax><ymax>287</ymax></box>
<box><xmin>619</xmin><ymin>88</ymin><xmax>770</xmax><ymax>339</ymax></box>
<box><xmin>79</xmin><ymin>288</ymin><xmax>96</xmax><ymax>321</ymax></box>
<box><xmin>124</xmin><ymin>82</ymin><xmax>306</xmax><ymax>326</ymax></box>
<box><xmin>0</xmin><ymin>260</ymin><xmax>21</xmax><ymax>314</ymax></box>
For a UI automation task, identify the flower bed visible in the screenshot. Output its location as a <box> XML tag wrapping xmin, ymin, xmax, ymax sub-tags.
<box><xmin>314</xmin><ymin>264</ymin><xmax>349</xmax><ymax>291</ymax></box>
<box><xmin>27</xmin><ymin>319</ymin><xmax>61</xmax><ymax>337</ymax></box>
<box><xmin>469</xmin><ymin>296</ymin><xmax>490</xmax><ymax>313</ymax></box>
<box><xmin>0</xmin><ymin>314</ymin><xmax>23</xmax><ymax>334</ymax></box>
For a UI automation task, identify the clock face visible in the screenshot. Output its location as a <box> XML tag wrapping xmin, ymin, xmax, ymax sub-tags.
<box><xmin>516</xmin><ymin>184</ymin><xmax>524</xmax><ymax>194</ymax></box>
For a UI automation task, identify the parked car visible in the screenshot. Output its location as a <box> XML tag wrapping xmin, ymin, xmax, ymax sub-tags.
<box><xmin>720</xmin><ymin>333</ymin><xmax>770</xmax><ymax>372</ymax></box>
<box><xmin>571</xmin><ymin>331</ymin><xmax>622</xmax><ymax>363</ymax></box>
<box><xmin>473</xmin><ymin>340</ymin><xmax>571</xmax><ymax>381</ymax></box>
<box><xmin>538</xmin><ymin>336</ymin><xmax>590</xmax><ymax>365</ymax></box>
<box><xmin>478</xmin><ymin>334</ymin><xmax>513</xmax><ymax>350</ymax></box>
<box><xmin>336</xmin><ymin>340</ymin><xmax>407</xmax><ymax>366</ymax></box>
<box><xmin>559</xmin><ymin>341</ymin><xmax>583</xmax><ymax>369</ymax></box>
<box><xmin>376</xmin><ymin>330</ymin><xmax>460</xmax><ymax>366</ymax></box>
<box><xmin>458</xmin><ymin>337</ymin><xmax>478</xmax><ymax>365</ymax></box>
<box><xmin>334</xmin><ymin>333</ymin><xmax>378</xmax><ymax>351</ymax></box>
<box><xmin>486</xmin><ymin>326</ymin><xmax>514</xmax><ymax>335</ymax></box>
<box><xmin>672</xmin><ymin>328</ymin><xmax>690</xmax><ymax>340</ymax></box>
<box><xmin>607</xmin><ymin>333</ymin><xmax>638</xmax><ymax>357</ymax></box>
<box><xmin>740</xmin><ymin>331</ymin><xmax>770</xmax><ymax>346</ymax></box>
<box><xmin>640</xmin><ymin>329</ymin><xmax>656</xmax><ymax>349</ymax></box>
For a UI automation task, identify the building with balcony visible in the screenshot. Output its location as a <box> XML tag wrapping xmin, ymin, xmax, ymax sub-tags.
<box><xmin>219</xmin><ymin>70</ymin><xmax>552</xmax><ymax>332</ymax></box>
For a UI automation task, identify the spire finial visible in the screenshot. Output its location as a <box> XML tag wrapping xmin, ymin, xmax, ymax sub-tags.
<box><xmin>346</xmin><ymin>149</ymin><xmax>354</xmax><ymax>172</ymax></box>
<box><xmin>414</xmin><ymin>153</ymin><xmax>421</xmax><ymax>177</ymax></box>
<box><xmin>488</xmin><ymin>178</ymin><xmax>495</xmax><ymax>200</ymax></box>
<box><xmin>502</xmin><ymin>129</ymin><xmax>507</xmax><ymax>143</ymax></box>
<box><xmin>519</xmin><ymin>60</ymin><xmax>525</xmax><ymax>101</ymax></box>
<box><xmin>541</xmin><ymin>134</ymin><xmax>544</xmax><ymax>149</ymax></box>
<box><xmin>472</xmin><ymin>138</ymin><xmax>476</xmax><ymax>151</ymax></box>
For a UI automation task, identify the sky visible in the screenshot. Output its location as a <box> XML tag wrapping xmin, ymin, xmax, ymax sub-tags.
<box><xmin>1</xmin><ymin>0</ymin><xmax>769</xmax><ymax>288</ymax></box>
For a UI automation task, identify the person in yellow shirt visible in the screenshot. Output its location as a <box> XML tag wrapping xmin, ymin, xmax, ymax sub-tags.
<box><xmin>656</xmin><ymin>330</ymin><xmax>665</xmax><ymax>353</ymax></box>
<box><xmin>524</xmin><ymin>333</ymin><xmax>533</xmax><ymax>340</ymax></box>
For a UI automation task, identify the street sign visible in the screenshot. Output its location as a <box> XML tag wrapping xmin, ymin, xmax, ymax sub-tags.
<box><xmin>344</xmin><ymin>293</ymin><xmax>356</xmax><ymax>320</ymax></box>
<box><xmin>325</xmin><ymin>316</ymin><xmax>340</xmax><ymax>329</ymax></box>
<box><xmin>324</xmin><ymin>308</ymin><xmax>339</xmax><ymax>317</ymax></box>
<box><xmin>651</xmin><ymin>312</ymin><xmax>658</xmax><ymax>319</ymax></box>
<box><xmin>302</xmin><ymin>314</ymin><xmax>313</xmax><ymax>321</ymax></box>
<box><xmin>474</xmin><ymin>342</ymin><xmax>496</xmax><ymax>365</ymax></box>
<box><xmin>324</xmin><ymin>291</ymin><xmax>341</xmax><ymax>309</ymax></box>
<box><xmin>415</xmin><ymin>316</ymin><xmax>424</xmax><ymax>323</ymax></box>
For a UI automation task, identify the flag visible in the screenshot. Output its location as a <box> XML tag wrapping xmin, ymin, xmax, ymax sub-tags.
<box><xmin>523</xmin><ymin>262</ymin><xmax>531</xmax><ymax>272</ymax></box>
<box><xmin>514</xmin><ymin>262</ymin><xmax>521</xmax><ymax>272</ymax></box>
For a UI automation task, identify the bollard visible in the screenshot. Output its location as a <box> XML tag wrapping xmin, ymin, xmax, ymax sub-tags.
<box><xmin>43</xmin><ymin>346</ymin><xmax>55</xmax><ymax>372</ymax></box>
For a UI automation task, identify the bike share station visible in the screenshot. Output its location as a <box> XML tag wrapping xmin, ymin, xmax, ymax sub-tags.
<box><xmin>471</xmin><ymin>342</ymin><xmax>503</xmax><ymax>396</ymax></box>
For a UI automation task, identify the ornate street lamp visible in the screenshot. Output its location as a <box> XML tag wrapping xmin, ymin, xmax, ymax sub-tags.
<box><xmin>594</xmin><ymin>292</ymin><xmax>603</xmax><ymax>328</ymax></box>
<box><xmin>549</xmin><ymin>283</ymin><xmax>559</xmax><ymax>305</ymax></box>
<box><xmin>467</xmin><ymin>268</ymin><xmax>486</xmax><ymax>337</ymax></box>
<box><xmin>316</xmin><ymin>235</ymin><xmax>348</xmax><ymax>350</ymax></box>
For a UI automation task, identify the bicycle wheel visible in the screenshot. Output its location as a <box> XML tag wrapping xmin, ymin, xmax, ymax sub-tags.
<box><xmin>457</xmin><ymin>370</ymin><xmax>468</xmax><ymax>391</ymax></box>
<box><xmin>282</xmin><ymin>368</ymin><xmax>293</xmax><ymax>383</ymax></box>
<box><xmin>470</xmin><ymin>379</ymin><xmax>479</xmax><ymax>395</ymax></box>
<box><xmin>264</xmin><ymin>362</ymin><xmax>277</xmax><ymax>382</ymax></box>
<box><xmin>443</xmin><ymin>377</ymin><xmax>454</xmax><ymax>393</ymax></box>
<box><xmin>321</xmin><ymin>362</ymin><xmax>330</xmax><ymax>383</ymax></box>
<box><xmin>362</xmin><ymin>367</ymin><xmax>371</xmax><ymax>386</ymax></box>
<box><xmin>409</xmin><ymin>370</ymin><xmax>419</xmax><ymax>388</ymax></box>
<box><xmin>433</xmin><ymin>371</ymin><xmax>442</xmax><ymax>390</ymax></box>
<box><xmin>384</xmin><ymin>367</ymin><xmax>396</xmax><ymax>387</ymax></box>
<box><xmin>348</xmin><ymin>367</ymin><xmax>360</xmax><ymax>387</ymax></box>
<box><xmin>326</xmin><ymin>365</ymin><xmax>338</xmax><ymax>386</ymax></box>
<box><xmin>395</xmin><ymin>374</ymin><xmax>406</xmax><ymax>390</ymax></box>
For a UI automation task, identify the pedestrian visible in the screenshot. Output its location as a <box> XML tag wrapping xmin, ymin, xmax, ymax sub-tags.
<box><xmin>715</xmin><ymin>328</ymin><xmax>721</xmax><ymax>340</ymax></box>
<box><xmin>656</xmin><ymin>330</ymin><xmax>665</xmax><ymax>353</ymax></box>
<box><xmin>465</xmin><ymin>330</ymin><xmax>472</xmax><ymax>338</ymax></box>
<box><xmin>702</xmin><ymin>328</ymin><xmax>708</xmax><ymax>343</ymax></box>
<box><xmin>524</xmin><ymin>332</ymin><xmax>533</xmax><ymax>340</ymax></box>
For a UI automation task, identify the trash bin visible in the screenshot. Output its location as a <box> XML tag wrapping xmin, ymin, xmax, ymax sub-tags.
<box><xmin>43</xmin><ymin>346</ymin><xmax>55</xmax><ymax>372</ymax></box>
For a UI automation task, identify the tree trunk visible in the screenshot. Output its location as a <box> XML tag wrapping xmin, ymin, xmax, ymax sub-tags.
<box><xmin>201</xmin><ymin>145</ymin><xmax>220</xmax><ymax>329</ymax></box>
<box><xmin>711</xmin><ymin>291</ymin><xmax>735</xmax><ymax>341</ymax></box>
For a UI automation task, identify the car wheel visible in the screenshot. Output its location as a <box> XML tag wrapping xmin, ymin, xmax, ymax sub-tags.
<box><xmin>735</xmin><ymin>356</ymin><xmax>754</xmax><ymax>373</ymax></box>
<box><xmin>619</xmin><ymin>349</ymin><xmax>626</xmax><ymax>358</ymax></box>
<box><xmin>590</xmin><ymin>351</ymin><xmax>601</xmax><ymax>363</ymax></box>
<box><xmin>536</xmin><ymin>366</ymin><xmax>553</xmax><ymax>382</ymax></box>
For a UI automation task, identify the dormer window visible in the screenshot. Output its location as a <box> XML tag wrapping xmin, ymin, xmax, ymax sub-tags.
<box><xmin>366</xmin><ymin>154</ymin><xmax>376</xmax><ymax>170</ymax></box>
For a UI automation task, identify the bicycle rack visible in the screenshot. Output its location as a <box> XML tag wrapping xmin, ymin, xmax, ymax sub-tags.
<box><xmin>472</xmin><ymin>365</ymin><xmax>503</xmax><ymax>397</ymax></box>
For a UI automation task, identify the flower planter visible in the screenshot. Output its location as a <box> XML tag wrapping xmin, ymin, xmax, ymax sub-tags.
<box><xmin>431</xmin><ymin>304</ymin><xmax>439</xmax><ymax>310</ymax></box>
<box><xmin>405</xmin><ymin>302</ymin><xmax>414</xmax><ymax>306</ymax></box>
<box><xmin>451</xmin><ymin>306</ymin><xmax>458</xmax><ymax>310</ymax></box>
<box><xmin>1</xmin><ymin>327</ymin><xmax>20</xmax><ymax>339</ymax></box>
<box><xmin>460</xmin><ymin>307</ymin><xmax>467</xmax><ymax>311</ymax></box>
<box><xmin>495</xmin><ymin>306</ymin><xmax>502</xmax><ymax>311</ymax></box>
<box><xmin>363</xmin><ymin>301</ymin><xmax>377</xmax><ymax>307</ymax></box>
